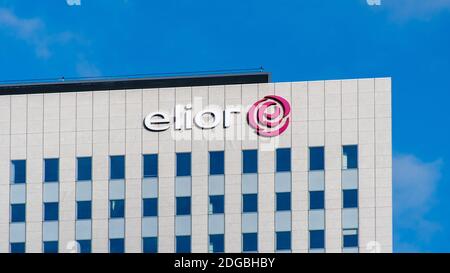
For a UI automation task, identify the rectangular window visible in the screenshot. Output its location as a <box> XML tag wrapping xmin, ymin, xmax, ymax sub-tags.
<box><xmin>143</xmin><ymin>154</ymin><xmax>158</xmax><ymax>178</ymax></box>
<box><xmin>143</xmin><ymin>198</ymin><xmax>158</xmax><ymax>217</ymax></box>
<box><xmin>310</xmin><ymin>230</ymin><xmax>325</xmax><ymax>249</ymax></box>
<box><xmin>43</xmin><ymin>241</ymin><xmax>58</xmax><ymax>253</ymax></box>
<box><xmin>176</xmin><ymin>153</ymin><xmax>191</xmax><ymax>177</ymax></box>
<box><xmin>309</xmin><ymin>147</ymin><xmax>325</xmax><ymax>171</ymax></box>
<box><xmin>11</xmin><ymin>204</ymin><xmax>26</xmax><ymax>223</ymax></box>
<box><xmin>243</xmin><ymin>194</ymin><xmax>258</xmax><ymax>213</ymax></box>
<box><xmin>44</xmin><ymin>158</ymin><xmax>59</xmax><ymax>183</ymax></box>
<box><xmin>176</xmin><ymin>236</ymin><xmax>191</xmax><ymax>253</ymax></box>
<box><xmin>44</xmin><ymin>202</ymin><xmax>59</xmax><ymax>221</ymax></box>
<box><xmin>243</xmin><ymin>233</ymin><xmax>258</xmax><ymax>252</ymax></box>
<box><xmin>343</xmin><ymin>234</ymin><xmax>359</xmax><ymax>248</ymax></box>
<box><xmin>10</xmin><ymin>243</ymin><xmax>25</xmax><ymax>253</ymax></box>
<box><xmin>343</xmin><ymin>145</ymin><xmax>358</xmax><ymax>169</ymax></box>
<box><xmin>77</xmin><ymin>201</ymin><xmax>92</xmax><ymax>220</ymax></box>
<box><xmin>276</xmin><ymin>192</ymin><xmax>291</xmax><ymax>211</ymax></box>
<box><xmin>109</xmin><ymin>239</ymin><xmax>125</xmax><ymax>253</ymax></box>
<box><xmin>209</xmin><ymin>234</ymin><xmax>224</xmax><ymax>253</ymax></box>
<box><xmin>343</xmin><ymin>189</ymin><xmax>358</xmax><ymax>208</ymax></box>
<box><xmin>77</xmin><ymin>240</ymin><xmax>92</xmax><ymax>253</ymax></box>
<box><xmin>209</xmin><ymin>151</ymin><xmax>225</xmax><ymax>175</ymax></box>
<box><xmin>276</xmin><ymin>231</ymin><xmax>291</xmax><ymax>251</ymax></box>
<box><xmin>176</xmin><ymin>197</ymin><xmax>191</xmax><ymax>215</ymax></box>
<box><xmin>276</xmin><ymin>148</ymin><xmax>291</xmax><ymax>172</ymax></box>
<box><xmin>209</xmin><ymin>195</ymin><xmax>224</xmax><ymax>214</ymax></box>
<box><xmin>11</xmin><ymin>160</ymin><xmax>26</xmax><ymax>184</ymax></box>
<box><xmin>309</xmin><ymin>191</ymin><xmax>325</xmax><ymax>210</ymax></box>
<box><xmin>243</xmin><ymin>150</ymin><xmax>258</xmax><ymax>174</ymax></box>
<box><xmin>110</xmin><ymin>156</ymin><xmax>125</xmax><ymax>180</ymax></box>
<box><xmin>77</xmin><ymin>157</ymin><xmax>92</xmax><ymax>181</ymax></box>
<box><xmin>143</xmin><ymin>237</ymin><xmax>158</xmax><ymax>253</ymax></box>
<box><xmin>110</xmin><ymin>200</ymin><xmax>125</xmax><ymax>218</ymax></box>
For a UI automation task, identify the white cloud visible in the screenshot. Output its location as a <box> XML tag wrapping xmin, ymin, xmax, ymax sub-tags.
<box><xmin>384</xmin><ymin>0</ymin><xmax>450</xmax><ymax>20</ymax></box>
<box><xmin>76</xmin><ymin>55</ymin><xmax>102</xmax><ymax>78</ymax></box>
<box><xmin>66</xmin><ymin>0</ymin><xmax>81</xmax><ymax>6</ymax></box>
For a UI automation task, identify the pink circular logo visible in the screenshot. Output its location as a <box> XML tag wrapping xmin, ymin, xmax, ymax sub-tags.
<box><xmin>247</xmin><ymin>95</ymin><xmax>291</xmax><ymax>137</ymax></box>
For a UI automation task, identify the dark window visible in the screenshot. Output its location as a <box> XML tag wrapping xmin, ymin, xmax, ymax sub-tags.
<box><xmin>343</xmin><ymin>145</ymin><xmax>358</xmax><ymax>169</ymax></box>
<box><xmin>110</xmin><ymin>200</ymin><xmax>125</xmax><ymax>218</ymax></box>
<box><xmin>176</xmin><ymin>197</ymin><xmax>191</xmax><ymax>215</ymax></box>
<box><xmin>77</xmin><ymin>157</ymin><xmax>92</xmax><ymax>181</ymax></box>
<box><xmin>243</xmin><ymin>233</ymin><xmax>258</xmax><ymax>252</ymax></box>
<box><xmin>310</xmin><ymin>230</ymin><xmax>325</xmax><ymax>249</ymax></box>
<box><xmin>176</xmin><ymin>153</ymin><xmax>191</xmax><ymax>177</ymax></box>
<box><xmin>209</xmin><ymin>195</ymin><xmax>224</xmax><ymax>214</ymax></box>
<box><xmin>243</xmin><ymin>194</ymin><xmax>258</xmax><ymax>213</ymax></box>
<box><xmin>276</xmin><ymin>148</ymin><xmax>291</xmax><ymax>172</ymax></box>
<box><xmin>110</xmin><ymin>239</ymin><xmax>125</xmax><ymax>253</ymax></box>
<box><xmin>143</xmin><ymin>237</ymin><xmax>158</xmax><ymax>253</ymax></box>
<box><xmin>243</xmin><ymin>150</ymin><xmax>258</xmax><ymax>174</ymax></box>
<box><xmin>44</xmin><ymin>202</ymin><xmax>59</xmax><ymax>221</ymax></box>
<box><xmin>44</xmin><ymin>158</ymin><xmax>59</xmax><ymax>183</ymax></box>
<box><xmin>110</xmin><ymin>156</ymin><xmax>125</xmax><ymax>180</ymax></box>
<box><xmin>343</xmin><ymin>189</ymin><xmax>358</xmax><ymax>208</ymax></box>
<box><xmin>276</xmin><ymin>192</ymin><xmax>291</xmax><ymax>211</ymax></box>
<box><xmin>210</xmin><ymin>151</ymin><xmax>224</xmax><ymax>175</ymax></box>
<box><xmin>77</xmin><ymin>201</ymin><xmax>92</xmax><ymax>220</ymax></box>
<box><xmin>77</xmin><ymin>240</ymin><xmax>91</xmax><ymax>253</ymax></box>
<box><xmin>176</xmin><ymin>236</ymin><xmax>191</xmax><ymax>253</ymax></box>
<box><xmin>10</xmin><ymin>243</ymin><xmax>25</xmax><ymax>253</ymax></box>
<box><xmin>209</xmin><ymin>234</ymin><xmax>224</xmax><ymax>253</ymax></box>
<box><xmin>43</xmin><ymin>241</ymin><xmax>58</xmax><ymax>253</ymax></box>
<box><xmin>310</xmin><ymin>191</ymin><xmax>325</xmax><ymax>210</ymax></box>
<box><xmin>143</xmin><ymin>198</ymin><xmax>158</xmax><ymax>217</ymax></box>
<box><xmin>276</xmin><ymin>231</ymin><xmax>291</xmax><ymax>251</ymax></box>
<box><xmin>343</xmin><ymin>233</ymin><xmax>359</xmax><ymax>248</ymax></box>
<box><xmin>143</xmin><ymin>154</ymin><xmax>158</xmax><ymax>178</ymax></box>
<box><xmin>309</xmin><ymin>147</ymin><xmax>325</xmax><ymax>171</ymax></box>
<box><xmin>11</xmin><ymin>160</ymin><xmax>26</xmax><ymax>184</ymax></box>
<box><xmin>11</xmin><ymin>204</ymin><xmax>26</xmax><ymax>223</ymax></box>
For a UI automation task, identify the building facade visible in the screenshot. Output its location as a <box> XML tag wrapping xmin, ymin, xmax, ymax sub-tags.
<box><xmin>0</xmin><ymin>74</ymin><xmax>392</xmax><ymax>253</ymax></box>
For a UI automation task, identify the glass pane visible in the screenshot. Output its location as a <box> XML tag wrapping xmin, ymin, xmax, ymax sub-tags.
<box><xmin>310</xmin><ymin>230</ymin><xmax>325</xmax><ymax>249</ymax></box>
<box><xmin>143</xmin><ymin>237</ymin><xmax>158</xmax><ymax>253</ymax></box>
<box><xmin>143</xmin><ymin>154</ymin><xmax>158</xmax><ymax>178</ymax></box>
<box><xmin>176</xmin><ymin>197</ymin><xmax>191</xmax><ymax>215</ymax></box>
<box><xmin>11</xmin><ymin>204</ymin><xmax>26</xmax><ymax>223</ymax></box>
<box><xmin>276</xmin><ymin>231</ymin><xmax>291</xmax><ymax>251</ymax></box>
<box><xmin>77</xmin><ymin>201</ymin><xmax>92</xmax><ymax>220</ymax></box>
<box><xmin>243</xmin><ymin>194</ymin><xmax>258</xmax><ymax>213</ymax></box>
<box><xmin>110</xmin><ymin>156</ymin><xmax>125</xmax><ymax>180</ymax></box>
<box><xmin>110</xmin><ymin>200</ymin><xmax>125</xmax><ymax>218</ymax></box>
<box><xmin>344</xmin><ymin>234</ymin><xmax>359</xmax><ymax>248</ymax></box>
<box><xmin>77</xmin><ymin>157</ymin><xmax>92</xmax><ymax>181</ymax></box>
<box><xmin>309</xmin><ymin>147</ymin><xmax>325</xmax><ymax>171</ymax></box>
<box><xmin>310</xmin><ymin>191</ymin><xmax>325</xmax><ymax>210</ymax></box>
<box><xmin>209</xmin><ymin>195</ymin><xmax>224</xmax><ymax>214</ymax></box>
<box><xmin>44</xmin><ymin>202</ymin><xmax>59</xmax><ymax>221</ymax></box>
<box><xmin>209</xmin><ymin>234</ymin><xmax>224</xmax><ymax>253</ymax></box>
<box><xmin>276</xmin><ymin>148</ymin><xmax>291</xmax><ymax>172</ymax></box>
<box><xmin>77</xmin><ymin>240</ymin><xmax>92</xmax><ymax>253</ymax></box>
<box><xmin>343</xmin><ymin>189</ymin><xmax>358</xmax><ymax>208</ymax></box>
<box><xmin>242</xmin><ymin>233</ymin><xmax>258</xmax><ymax>252</ymax></box>
<box><xmin>109</xmin><ymin>239</ymin><xmax>125</xmax><ymax>253</ymax></box>
<box><xmin>176</xmin><ymin>236</ymin><xmax>191</xmax><ymax>253</ymax></box>
<box><xmin>176</xmin><ymin>153</ymin><xmax>191</xmax><ymax>177</ymax></box>
<box><xmin>11</xmin><ymin>160</ymin><xmax>26</xmax><ymax>184</ymax></box>
<box><xmin>276</xmin><ymin>192</ymin><xmax>291</xmax><ymax>211</ymax></box>
<box><xmin>343</xmin><ymin>145</ymin><xmax>358</xmax><ymax>169</ymax></box>
<box><xmin>209</xmin><ymin>151</ymin><xmax>224</xmax><ymax>175</ymax></box>
<box><xmin>243</xmin><ymin>150</ymin><xmax>258</xmax><ymax>174</ymax></box>
<box><xmin>10</xmin><ymin>243</ymin><xmax>25</xmax><ymax>253</ymax></box>
<box><xmin>43</xmin><ymin>241</ymin><xmax>58</xmax><ymax>253</ymax></box>
<box><xmin>143</xmin><ymin>198</ymin><xmax>158</xmax><ymax>217</ymax></box>
<box><xmin>44</xmin><ymin>159</ymin><xmax>59</xmax><ymax>182</ymax></box>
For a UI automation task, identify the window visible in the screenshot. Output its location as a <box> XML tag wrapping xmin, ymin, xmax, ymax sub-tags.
<box><xmin>309</xmin><ymin>147</ymin><xmax>324</xmax><ymax>171</ymax></box>
<box><xmin>209</xmin><ymin>234</ymin><xmax>224</xmax><ymax>253</ymax></box>
<box><xmin>243</xmin><ymin>233</ymin><xmax>258</xmax><ymax>252</ymax></box>
<box><xmin>110</xmin><ymin>239</ymin><xmax>125</xmax><ymax>253</ymax></box>
<box><xmin>43</xmin><ymin>241</ymin><xmax>58</xmax><ymax>253</ymax></box>
<box><xmin>44</xmin><ymin>158</ymin><xmax>59</xmax><ymax>183</ymax></box>
<box><xmin>143</xmin><ymin>198</ymin><xmax>158</xmax><ymax>217</ymax></box>
<box><xmin>276</xmin><ymin>231</ymin><xmax>291</xmax><ymax>251</ymax></box>
<box><xmin>143</xmin><ymin>154</ymin><xmax>158</xmax><ymax>178</ymax></box>
<box><xmin>77</xmin><ymin>157</ymin><xmax>92</xmax><ymax>181</ymax></box>
<box><xmin>276</xmin><ymin>148</ymin><xmax>291</xmax><ymax>172</ymax></box>
<box><xmin>209</xmin><ymin>151</ymin><xmax>224</xmax><ymax>175</ymax></box>
<box><xmin>77</xmin><ymin>240</ymin><xmax>91</xmax><ymax>253</ymax></box>
<box><xmin>276</xmin><ymin>192</ymin><xmax>291</xmax><ymax>211</ymax></box>
<box><xmin>243</xmin><ymin>194</ymin><xmax>258</xmax><ymax>213</ymax></box>
<box><xmin>209</xmin><ymin>195</ymin><xmax>224</xmax><ymax>214</ymax></box>
<box><xmin>343</xmin><ymin>234</ymin><xmax>359</xmax><ymax>248</ymax></box>
<box><xmin>11</xmin><ymin>160</ymin><xmax>26</xmax><ymax>184</ymax></box>
<box><xmin>176</xmin><ymin>197</ymin><xmax>191</xmax><ymax>215</ymax></box>
<box><xmin>176</xmin><ymin>153</ymin><xmax>191</xmax><ymax>177</ymax></box>
<box><xmin>11</xmin><ymin>204</ymin><xmax>26</xmax><ymax>223</ymax></box>
<box><xmin>176</xmin><ymin>236</ymin><xmax>191</xmax><ymax>253</ymax></box>
<box><xmin>343</xmin><ymin>189</ymin><xmax>358</xmax><ymax>208</ymax></box>
<box><xmin>44</xmin><ymin>202</ymin><xmax>59</xmax><ymax>221</ymax></box>
<box><xmin>110</xmin><ymin>156</ymin><xmax>125</xmax><ymax>180</ymax></box>
<box><xmin>77</xmin><ymin>201</ymin><xmax>92</xmax><ymax>220</ymax></box>
<box><xmin>310</xmin><ymin>191</ymin><xmax>325</xmax><ymax>210</ymax></box>
<box><xmin>310</xmin><ymin>230</ymin><xmax>325</xmax><ymax>249</ymax></box>
<box><xmin>10</xmin><ymin>243</ymin><xmax>25</xmax><ymax>253</ymax></box>
<box><xmin>110</xmin><ymin>200</ymin><xmax>125</xmax><ymax>218</ymax></box>
<box><xmin>243</xmin><ymin>150</ymin><xmax>258</xmax><ymax>174</ymax></box>
<box><xmin>143</xmin><ymin>237</ymin><xmax>158</xmax><ymax>253</ymax></box>
<box><xmin>343</xmin><ymin>145</ymin><xmax>358</xmax><ymax>169</ymax></box>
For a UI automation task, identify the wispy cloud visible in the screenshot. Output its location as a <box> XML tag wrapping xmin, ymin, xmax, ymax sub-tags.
<box><xmin>76</xmin><ymin>55</ymin><xmax>101</xmax><ymax>78</ymax></box>
<box><xmin>384</xmin><ymin>0</ymin><xmax>450</xmax><ymax>21</ymax></box>
<box><xmin>394</xmin><ymin>153</ymin><xmax>443</xmax><ymax>252</ymax></box>
<box><xmin>66</xmin><ymin>0</ymin><xmax>81</xmax><ymax>6</ymax></box>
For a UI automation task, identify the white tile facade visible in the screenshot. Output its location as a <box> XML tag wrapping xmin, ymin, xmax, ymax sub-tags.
<box><xmin>0</xmin><ymin>78</ymin><xmax>392</xmax><ymax>253</ymax></box>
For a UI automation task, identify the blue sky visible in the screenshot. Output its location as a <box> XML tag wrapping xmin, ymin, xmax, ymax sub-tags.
<box><xmin>0</xmin><ymin>0</ymin><xmax>449</xmax><ymax>252</ymax></box>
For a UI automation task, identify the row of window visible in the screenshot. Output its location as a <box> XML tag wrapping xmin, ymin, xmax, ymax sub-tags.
<box><xmin>10</xmin><ymin>146</ymin><xmax>358</xmax><ymax>183</ymax></box>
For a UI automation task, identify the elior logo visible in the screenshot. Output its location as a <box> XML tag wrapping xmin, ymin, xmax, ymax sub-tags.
<box><xmin>247</xmin><ymin>95</ymin><xmax>291</xmax><ymax>137</ymax></box>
